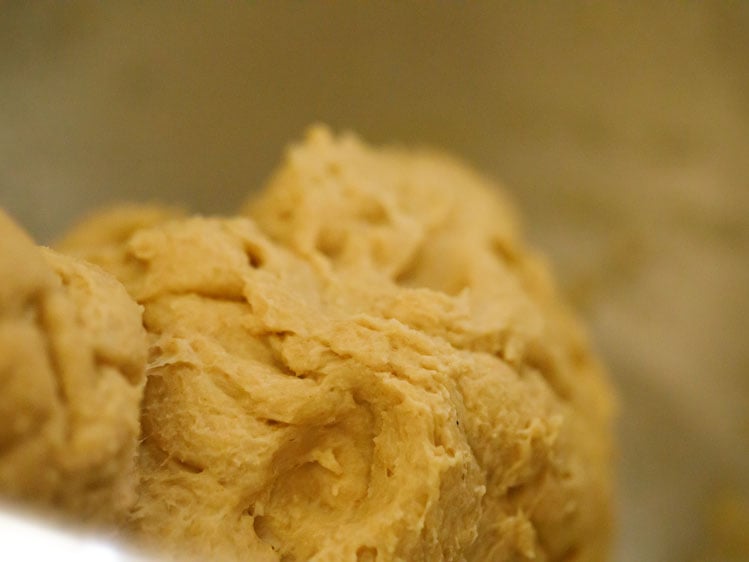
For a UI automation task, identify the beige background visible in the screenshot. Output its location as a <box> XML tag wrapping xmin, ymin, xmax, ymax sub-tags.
<box><xmin>1</xmin><ymin>3</ymin><xmax>748</xmax><ymax>560</ymax></box>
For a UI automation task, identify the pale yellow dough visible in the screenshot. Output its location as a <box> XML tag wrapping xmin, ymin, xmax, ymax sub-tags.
<box><xmin>5</xmin><ymin>127</ymin><xmax>615</xmax><ymax>561</ymax></box>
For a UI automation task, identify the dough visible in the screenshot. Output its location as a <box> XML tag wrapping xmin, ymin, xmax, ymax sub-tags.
<box><xmin>0</xmin><ymin>210</ymin><xmax>147</xmax><ymax>524</ymax></box>
<box><xmin>60</xmin><ymin>126</ymin><xmax>615</xmax><ymax>561</ymax></box>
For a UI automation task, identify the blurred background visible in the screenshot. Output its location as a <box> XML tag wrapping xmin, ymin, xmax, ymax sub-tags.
<box><xmin>1</xmin><ymin>2</ymin><xmax>748</xmax><ymax>560</ymax></box>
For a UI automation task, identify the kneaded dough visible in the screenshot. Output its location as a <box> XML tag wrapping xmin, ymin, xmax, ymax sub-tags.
<box><xmin>0</xmin><ymin>210</ymin><xmax>147</xmax><ymax>524</ymax></box>
<box><xmin>61</xmin><ymin>126</ymin><xmax>615</xmax><ymax>561</ymax></box>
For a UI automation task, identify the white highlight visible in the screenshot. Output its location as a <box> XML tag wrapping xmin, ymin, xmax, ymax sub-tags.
<box><xmin>0</xmin><ymin>509</ymin><xmax>151</xmax><ymax>561</ymax></box>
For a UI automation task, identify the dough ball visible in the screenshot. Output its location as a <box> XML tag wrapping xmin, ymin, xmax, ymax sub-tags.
<box><xmin>61</xmin><ymin>127</ymin><xmax>615</xmax><ymax>561</ymax></box>
<box><xmin>0</xmin><ymin>210</ymin><xmax>147</xmax><ymax>524</ymax></box>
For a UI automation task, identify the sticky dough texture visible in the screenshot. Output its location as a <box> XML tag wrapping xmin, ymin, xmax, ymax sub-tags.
<box><xmin>15</xmin><ymin>127</ymin><xmax>614</xmax><ymax>561</ymax></box>
<box><xmin>0</xmin><ymin>210</ymin><xmax>147</xmax><ymax>523</ymax></box>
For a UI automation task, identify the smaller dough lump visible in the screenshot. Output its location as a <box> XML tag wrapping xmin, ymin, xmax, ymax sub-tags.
<box><xmin>0</xmin><ymin>210</ymin><xmax>147</xmax><ymax>525</ymax></box>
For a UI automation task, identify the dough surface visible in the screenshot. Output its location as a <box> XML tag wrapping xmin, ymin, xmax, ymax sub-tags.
<box><xmin>60</xmin><ymin>127</ymin><xmax>615</xmax><ymax>561</ymax></box>
<box><xmin>0</xmin><ymin>210</ymin><xmax>147</xmax><ymax>524</ymax></box>
<box><xmin>2</xmin><ymin>126</ymin><xmax>615</xmax><ymax>561</ymax></box>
